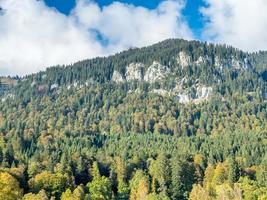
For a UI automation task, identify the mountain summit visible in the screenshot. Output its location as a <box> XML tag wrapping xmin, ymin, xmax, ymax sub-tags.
<box><xmin>2</xmin><ymin>39</ymin><xmax>266</xmax><ymax>103</ymax></box>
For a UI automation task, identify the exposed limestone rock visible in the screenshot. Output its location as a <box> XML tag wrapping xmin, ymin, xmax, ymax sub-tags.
<box><xmin>125</xmin><ymin>63</ymin><xmax>144</xmax><ymax>81</ymax></box>
<box><xmin>177</xmin><ymin>53</ymin><xmax>251</xmax><ymax>70</ymax></box>
<box><xmin>215</xmin><ymin>56</ymin><xmax>251</xmax><ymax>70</ymax></box>
<box><xmin>177</xmin><ymin>86</ymin><xmax>213</xmax><ymax>104</ymax></box>
<box><xmin>196</xmin><ymin>86</ymin><xmax>213</xmax><ymax>99</ymax></box>
<box><xmin>215</xmin><ymin>56</ymin><xmax>223</xmax><ymax>69</ymax></box>
<box><xmin>215</xmin><ymin>56</ymin><xmax>234</xmax><ymax>69</ymax></box>
<box><xmin>50</xmin><ymin>83</ymin><xmax>58</xmax><ymax>90</ymax></box>
<box><xmin>173</xmin><ymin>77</ymin><xmax>188</xmax><ymax>93</ymax></box>
<box><xmin>195</xmin><ymin>56</ymin><xmax>205</xmax><ymax>65</ymax></box>
<box><xmin>112</xmin><ymin>61</ymin><xmax>170</xmax><ymax>83</ymax></box>
<box><xmin>194</xmin><ymin>56</ymin><xmax>212</xmax><ymax>66</ymax></box>
<box><xmin>112</xmin><ymin>70</ymin><xmax>124</xmax><ymax>83</ymax></box>
<box><xmin>127</xmin><ymin>88</ymin><xmax>142</xmax><ymax>94</ymax></box>
<box><xmin>31</xmin><ymin>81</ymin><xmax>36</xmax><ymax>87</ymax></box>
<box><xmin>231</xmin><ymin>58</ymin><xmax>251</xmax><ymax>70</ymax></box>
<box><xmin>73</xmin><ymin>81</ymin><xmax>78</xmax><ymax>88</ymax></box>
<box><xmin>177</xmin><ymin>51</ymin><xmax>191</xmax><ymax>68</ymax></box>
<box><xmin>151</xmin><ymin>89</ymin><xmax>169</xmax><ymax>96</ymax></box>
<box><xmin>144</xmin><ymin>61</ymin><xmax>170</xmax><ymax>83</ymax></box>
<box><xmin>176</xmin><ymin>53</ymin><xmax>250</xmax><ymax>70</ymax></box>
<box><xmin>177</xmin><ymin>93</ymin><xmax>190</xmax><ymax>103</ymax></box>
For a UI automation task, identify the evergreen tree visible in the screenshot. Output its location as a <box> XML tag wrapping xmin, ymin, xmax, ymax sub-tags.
<box><xmin>170</xmin><ymin>156</ymin><xmax>195</xmax><ymax>200</ymax></box>
<box><xmin>228</xmin><ymin>156</ymin><xmax>240</xmax><ymax>184</ymax></box>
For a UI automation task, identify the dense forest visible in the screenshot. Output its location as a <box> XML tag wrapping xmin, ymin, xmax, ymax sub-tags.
<box><xmin>0</xmin><ymin>39</ymin><xmax>266</xmax><ymax>200</ymax></box>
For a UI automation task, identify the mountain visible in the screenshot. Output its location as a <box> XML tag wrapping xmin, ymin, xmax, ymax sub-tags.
<box><xmin>0</xmin><ymin>39</ymin><xmax>266</xmax><ymax>200</ymax></box>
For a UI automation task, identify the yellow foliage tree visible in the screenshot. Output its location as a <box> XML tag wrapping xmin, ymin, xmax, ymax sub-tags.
<box><xmin>60</xmin><ymin>186</ymin><xmax>84</xmax><ymax>200</ymax></box>
<box><xmin>213</xmin><ymin>162</ymin><xmax>228</xmax><ymax>185</ymax></box>
<box><xmin>203</xmin><ymin>164</ymin><xmax>216</xmax><ymax>197</ymax></box>
<box><xmin>215</xmin><ymin>183</ymin><xmax>242</xmax><ymax>200</ymax></box>
<box><xmin>0</xmin><ymin>172</ymin><xmax>23</xmax><ymax>200</ymax></box>
<box><xmin>130</xmin><ymin>170</ymin><xmax>149</xmax><ymax>200</ymax></box>
<box><xmin>23</xmin><ymin>190</ymin><xmax>48</xmax><ymax>200</ymax></box>
<box><xmin>28</xmin><ymin>171</ymin><xmax>71</xmax><ymax>198</ymax></box>
<box><xmin>189</xmin><ymin>184</ymin><xmax>211</xmax><ymax>200</ymax></box>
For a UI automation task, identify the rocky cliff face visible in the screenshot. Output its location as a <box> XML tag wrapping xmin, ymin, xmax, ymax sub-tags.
<box><xmin>110</xmin><ymin>50</ymin><xmax>254</xmax><ymax>104</ymax></box>
<box><xmin>110</xmin><ymin>59</ymin><xmax>215</xmax><ymax>103</ymax></box>
<box><xmin>177</xmin><ymin>51</ymin><xmax>191</xmax><ymax>68</ymax></box>
<box><xmin>125</xmin><ymin>63</ymin><xmax>144</xmax><ymax>81</ymax></box>
<box><xmin>176</xmin><ymin>86</ymin><xmax>213</xmax><ymax>104</ymax></box>
<box><xmin>112</xmin><ymin>50</ymin><xmax>252</xmax><ymax>83</ymax></box>
<box><xmin>112</xmin><ymin>61</ymin><xmax>170</xmax><ymax>83</ymax></box>
<box><xmin>176</xmin><ymin>51</ymin><xmax>251</xmax><ymax>70</ymax></box>
<box><xmin>215</xmin><ymin>56</ymin><xmax>251</xmax><ymax>70</ymax></box>
<box><xmin>3</xmin><ymin>39</ymin><xmax>265</xmax><ymax>109</ymax></box>
<box><xmin>195</xmin><ymin>56</ymin><xmax>213</xmax><ymax>66</ymax></box>
<box><xmin>144</xmin><ymin>61</ymin><xmax>170</xmax><ymax>83</ymax></box>
<box><xmin>112</xmin><ymin>71</ymin><xmax>124</xmax><ymax>83</ymax></box>
<box><xmin>196</xmin><ymin>86</ymin><xmax>213</xmax><ymax>100</ymax></box>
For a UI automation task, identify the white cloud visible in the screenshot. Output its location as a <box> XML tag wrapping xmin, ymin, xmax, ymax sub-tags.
<box><xmin>0</xmin><ymin>0</ymin><xmax>192</xmax><ymax>76</ymax></box>
<box><xmin>73</xmin><ymin>0</ymin><xmax>192</xmax><ymax>51</ymax></box>
<box><xmin>0</xmin><ymin>0</ymin><xmax>103</xmax><ymax>76</ymax></box>
<box><xmin>201</xmin><ymin>0</ymin><xmax>267</xmax><ymax>52</ymax></box>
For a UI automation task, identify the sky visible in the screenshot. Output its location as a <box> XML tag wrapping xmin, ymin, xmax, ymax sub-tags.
<box><xmin>0</xmin><ymin>0</ymin><xmax>267</xmax><ymax>76</ymax></box>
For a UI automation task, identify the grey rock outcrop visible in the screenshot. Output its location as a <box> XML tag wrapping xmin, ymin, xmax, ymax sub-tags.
<box><xmin>176</xmin><ymin>85</ymin><xmax>213</xmax><ymax>104</ymax></box>
<box><xmin>196</xmin><ymin>86</ymin><xmax>213</xmax><ymax>100</ymax></box>
<box><xmin>177</xmin><ymin>51</ymin><xmax>191</xmax><ymax>68</ymax></box>
<box><xmin>125</xmin><ymin>63</ymin><xmax>144</xmax><ymax>81</ymax></box>
<box><xmin>215</xmin><ymin>56</ymin><xmax>251</xmax><ymax>70</ymax></box>
<box><xmin>112</xmin><ymin>70</ymin><xmax>124</xmax><ymax>83</ymax></box>
<box><xmin>144</xmin><ymin>61</ymin><xmax>170</xmax><ymax>83</ymax></box>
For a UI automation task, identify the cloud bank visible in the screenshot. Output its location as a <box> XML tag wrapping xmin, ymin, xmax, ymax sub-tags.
<box><xmin>1</xmin><ymin>0</ymin><xmax>267</xmax><ymax>76</ymax></box>
<box><xmin>201</xmin><ymin>0</ymin><xmax>267</xmax><ymax>52</ymax></box>
<box><xmin>0</xmin><ymin>0</ymin><xmax>192</xmax><ymax>76</ymax></box>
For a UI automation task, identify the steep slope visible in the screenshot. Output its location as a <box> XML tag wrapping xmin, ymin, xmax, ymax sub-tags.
<box><xmin>0</xmin><ymin>38</ymin><xmax>266</xmax><ymax>136</ymax></box>
<box><xmin>0</xmin><ymin>39</ymin><xmax>266</xmax><ymax>200</ymax></box>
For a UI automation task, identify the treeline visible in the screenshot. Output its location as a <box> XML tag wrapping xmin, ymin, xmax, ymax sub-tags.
<box><xmin>10</xmin><ymin>38</ymin><xmax>258</xmax><ymax>91</ymax></box>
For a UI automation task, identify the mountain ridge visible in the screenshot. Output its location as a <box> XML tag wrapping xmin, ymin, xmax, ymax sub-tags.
<box><xmin>1</xmin><ymin>38</ymin><xmax>266</xmax><ymax>104</ymax></box>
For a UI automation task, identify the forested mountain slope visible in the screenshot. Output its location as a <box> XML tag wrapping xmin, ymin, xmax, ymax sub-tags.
<box><xmin>0</xmin><ymin>39</ymin><xmax>266</xmax><ymax>200</ymax></box>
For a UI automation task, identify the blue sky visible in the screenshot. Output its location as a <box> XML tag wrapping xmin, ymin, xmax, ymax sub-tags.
<box><xmin>44</xmin><ymin>0</ymin><xmax>205</xmax><ymax>38</ymax></box>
